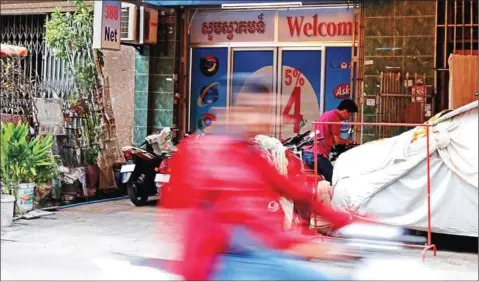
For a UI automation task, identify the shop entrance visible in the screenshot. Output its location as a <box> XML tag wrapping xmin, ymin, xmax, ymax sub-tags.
<box><xmin>189</xmin><ymin>46</ymin><xmax>352</xmax><ymax>136</ymax></box>
<box><xmin>231</xmin><ymin>47</ymin><xmax>323</xmax><ymax>138</ymax></box>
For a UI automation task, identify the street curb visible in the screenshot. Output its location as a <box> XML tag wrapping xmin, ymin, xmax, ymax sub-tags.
<box><xmin>12</xmin><ymin>195</ymin><xmax>129</xmax><ymax>221</ymax></box>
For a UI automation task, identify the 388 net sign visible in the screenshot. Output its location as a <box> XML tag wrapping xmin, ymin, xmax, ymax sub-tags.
<box><xmin>93</xmin><ymin>0</ymin><xmax>121</xmax><ymax>50</ymax></box>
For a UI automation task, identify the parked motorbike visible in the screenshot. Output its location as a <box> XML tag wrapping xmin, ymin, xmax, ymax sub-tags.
<box><xmin>330</xmin><ymin>127</ymin><xmax>358</xmax><ymax>163</ymax></box>
<box><xmin>282</xmin><ymin>119</ymin><xmax>309</xmax><ymax>148</ymax></box>
<box><xmin>153</xmin><ymin>153</ymin><xmax>172</xmax><ymax>199</ymax></box>
<box><xmin>282</xmin><ymin>126</ymin><xmax>363</xmax><ymax>235</ymax></box>
<box><xmin>120</xmin><ymin>127</ymin><xmax>177</xmax><ymax>206</ymax></box>
<box><xmin>281</xmin><ymin>125</ymin><xmax>325</xmax><ymax>234</ymax></box>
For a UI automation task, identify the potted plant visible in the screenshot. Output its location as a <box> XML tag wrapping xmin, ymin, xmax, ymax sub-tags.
<box><xmin>34</xmin><ymin>161</ymin><xmax>60</xmax><ymax>208</ymax></box>
<box><xmin>0</xmin><ymin>122</ymin><xmax>54</xmax><ymax>214</ymax></box>
<box><xmin>81</xmin><ymin>112</ymin><xmax>102</xmax><ymax>197</ymax></box>
<box><xmin>1</xmin><ymin>188</ymin><xmax>15</xmax><ymax>227</ymax></box>
<box><xmin>85</xmin><ymin>146</ymin><xmax>100</xmax><ymax>196</ymax></box>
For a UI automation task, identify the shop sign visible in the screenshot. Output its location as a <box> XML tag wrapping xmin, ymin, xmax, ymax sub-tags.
<box><xmin>190</xmin><ymin>10</ymin><xmax>275</xmax><ymax>44</ymax></box>
<box><xmin>278</xmin><ymin>7</ymin><xmax>356</xmax><ymax>42</ymax></box>
<box><xmin>411</xmin><ymin>84</ymin><xmax>427</xmax><ymax>103</ymax></box>
<box><xmin>333</xmin><ymin>83</ymin><xmax>350</xmax><ymax>99</ymax></box>
<box><xmin>93</xmin><ymin>0</ymin><xmax>121</xmax><ymax>50</ymax></box>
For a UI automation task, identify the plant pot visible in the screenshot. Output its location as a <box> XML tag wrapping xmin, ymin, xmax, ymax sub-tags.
<box><xmin>34</xmin><ymin>182</ymin><xmax>53</xmax><ymax>209</ymax></box>
<box><xmin>16</xmin><ymin>183</ymin><xmax>35</xmax><ymax>214</ymax></box>
<box><xmin>86</xmin><ymin>164</ymin><xmax>100</xmax><ymax>192</ymax></box>
<box><xmin>1</xmin><ymin>195</ymin><xmax>15</xmax><ymax>227</ymax></box>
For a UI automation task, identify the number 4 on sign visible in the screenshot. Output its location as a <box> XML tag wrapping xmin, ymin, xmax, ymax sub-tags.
<box><xmin>282</xmin><ymin>86</ymin><xmax>303</xmax><ymax>133</ymax></box>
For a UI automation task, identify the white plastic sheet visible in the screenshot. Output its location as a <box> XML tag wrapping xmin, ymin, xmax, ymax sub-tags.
<box><xmin>332</xmin><ymin>101</ymin><xmax>478</xmax><ymax>237</ymax></box>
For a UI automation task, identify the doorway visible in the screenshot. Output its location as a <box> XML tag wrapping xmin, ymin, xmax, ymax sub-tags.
<box><xmin>188</xmin><ymin>46</ymin><xmax>353</xmax><ymax>137</ymax></box>
<box><xmin>231</xmin><ymin>47</ymin><xmax>323</xmax><ymax>138</ymax></box>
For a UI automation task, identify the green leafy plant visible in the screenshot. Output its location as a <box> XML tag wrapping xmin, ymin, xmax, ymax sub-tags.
<box><xmin>0</xmin><ymin>123</ymin><xmax>55</xmax><ymax>196</ymax></box>
<box><xmin>44</xmin><ymin>0</ymin><xmax>103</xmax><ymax>101</ymax></box>
<box><xmin>81</xmin><ymin>113</ymin><xmax>102</xmax><ymax>165</ymax></box>
<box><xmin>35</xmin><ymin>162</ymin><xmax>60</xmax><ymax>186</ymax></box>
<box><xmin>45</xmin><ymin>0</ymin><xmax>105</xmax><ymax>166</ymax></box>
<box><xmin>84</xmin><ymin>146</ymin><xmax>100</xmax><ymax>165</ymax></box>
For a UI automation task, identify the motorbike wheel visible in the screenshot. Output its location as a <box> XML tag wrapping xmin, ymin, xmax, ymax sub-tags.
<box><xmin>127</xmin><ymin>182</ymin><xmax>149</xmax><ymax>206</ymax></box>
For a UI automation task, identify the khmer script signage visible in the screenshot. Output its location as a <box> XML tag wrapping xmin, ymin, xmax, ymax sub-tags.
<box><xmin>190</xmin><ymin>10</ymin><xmax>276</xmax><ymax>44</ymax></box>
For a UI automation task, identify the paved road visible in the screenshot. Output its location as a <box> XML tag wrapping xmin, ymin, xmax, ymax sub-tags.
<box><xmin>1</xmin><ymin>199</ymin><xmax>477</xmax><ymax>280</ymax></box>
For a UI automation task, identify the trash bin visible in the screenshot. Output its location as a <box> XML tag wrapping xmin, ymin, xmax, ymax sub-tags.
<box><xmin>1</xmin><ymin>195</ymin><xmax>15</xmax><ymax>227</ymax></box>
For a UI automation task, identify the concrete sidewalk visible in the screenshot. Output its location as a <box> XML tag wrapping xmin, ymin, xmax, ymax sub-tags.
<box><xmin>1</xmin><ymin>199</ymin><xmax>477</xmax><ymax>280</ymax></box>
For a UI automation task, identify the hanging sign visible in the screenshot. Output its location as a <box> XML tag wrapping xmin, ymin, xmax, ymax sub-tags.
<box><xmin>411</xmin><ymin>84</ymin><xmax>427</xmax><ymax>103</ymax></box>
<box><xmin>189</xmin><ymin>10</ymin><xmax>275</xmax><ymax>44</ymax></box>
<box><xmin>93</xmin><ymin>0</ymin><xmax>121</xmax><ymax>50</ymax></box>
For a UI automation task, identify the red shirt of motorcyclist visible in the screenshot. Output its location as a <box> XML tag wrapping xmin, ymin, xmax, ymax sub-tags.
<box><xmin>160</xmin><ymin>84</ymin><xmax>353</xmax><ymax>281</ymax></box>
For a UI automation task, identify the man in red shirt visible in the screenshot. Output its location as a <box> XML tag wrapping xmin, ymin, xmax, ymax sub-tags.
<box><xmin>161</xmin><ymin>81</ymin><xmax>354</xmax><ymax>280</ymax></box>
<box><xmin>303</xmin><ymin>99</ymin><xmax>358</xmax><ymax>183</ymax></box>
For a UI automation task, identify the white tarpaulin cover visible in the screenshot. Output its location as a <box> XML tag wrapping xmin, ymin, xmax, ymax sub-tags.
<box><xmin>331</xmin><ymin>101</ymin><xmax>478</xmax><ymax>237</ymax></box>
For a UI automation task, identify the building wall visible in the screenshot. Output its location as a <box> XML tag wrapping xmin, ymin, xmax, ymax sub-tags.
<box><xmin>0</xmin><ymin>0</ymin><xmax>89</xmax><ymax>14</ymax></box>
<box><xmin>1</xmin><ymin>0</ymin><xmax>137</xmax><ymax>149</ymax></box>
<box><xmin>133</xmin><ymin>9</ymin><xmax>179</xmax><ymax>145</ymax></box>
<box><xmin>102</xmin><ymin>47</ymin><xmax>137</xmax><ymax>149</ymax></box>
<box><xmin>147</xmin><ymin>11</ymin><xmax>177</xmax><ymax>134</ymax></box>
<box><xmin>133</xmin><ymin>47</ymin><xmax>150</xmax><ymax>145</ymax></box>
<box><xmin>361</xmin><ymin>0</ymin><xmax>437</xmax><ymax>142</ymax></box>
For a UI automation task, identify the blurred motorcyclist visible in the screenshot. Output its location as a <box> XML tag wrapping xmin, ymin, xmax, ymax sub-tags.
<box><xmin>161</xmin><ymin>78</ymin><xmax>353</xmax><ymax>280</ymax></box>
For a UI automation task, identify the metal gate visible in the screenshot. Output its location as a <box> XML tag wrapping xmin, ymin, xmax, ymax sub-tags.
<box><xmin>376</xmin><ymin>72</ymin><xmax>430</xmax><ymax>139</ymax></box>
<box><xmin>0</xmin><ymin>14</ymin><xmax>80</xmax><ymax>99</ymax></box>
<box><xmin>436</xmin><ymin>0</ymin><xmax>478</xmax><ymax>111</ymax></box>
<box><xmin>1</xmin><ymin>14</ymin><xmax>86</xmax><ymax>166</ymax></box>
<box><xmin>0</xmin><ymin>15</ymin><xmax>45</xmax><ymax>121</ymax></box>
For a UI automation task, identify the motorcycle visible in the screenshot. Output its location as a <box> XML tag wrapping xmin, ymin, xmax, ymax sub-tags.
<box><xmin>153</xmin><ymin>153</ymin><xmax>172</xmax><ymax>199</ymax></box>
<box><xmin>280</xmin><ymin>126</ymin><xmax>326</xmax><ymax>234</ymax></box>
<box><xmin>281</xmin><ymin>125</ymin><xmax>361</xmax><ymax>234</ymax></box>
<box><xmin>282</xmin><ymin>119</ymin><xmax>309</xmax><ymax>148</ymax></box>
<box><xmin>120</xmin><ymin>127</ymin><xmax>177</xmax><ymax>206</ymax></box>
<box><xmin>93</xmin><ymin>223</ymin><xmax>442</xmax><ymax>280</ymax></box>
<box><xmin>330</xmin><ymin>127</ymin><xmax>358</xmax><ymax>163</ymax></box>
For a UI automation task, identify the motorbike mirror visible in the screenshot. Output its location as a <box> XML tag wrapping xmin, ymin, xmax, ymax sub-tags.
<box><xmin>299</xmin><ymin>119</ymin><xmax>307</xmax><ymax>129</ymax></box>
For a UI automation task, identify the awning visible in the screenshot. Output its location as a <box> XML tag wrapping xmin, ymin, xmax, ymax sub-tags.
<box><xmin>0</xmin><ymin>44</ymin><xmax>28</xmax><ymax>58</ymax></box>
<box><xmin>145</xmin><ymin>0</ymin><xmax>351</xmax><ymax>7</ymax></box>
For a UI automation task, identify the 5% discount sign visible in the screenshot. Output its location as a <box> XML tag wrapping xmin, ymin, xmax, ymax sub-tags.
<box><xmin>283</xmin><ymin>68</ymin><xmax>305</xmax><ymax>133</ymax></box>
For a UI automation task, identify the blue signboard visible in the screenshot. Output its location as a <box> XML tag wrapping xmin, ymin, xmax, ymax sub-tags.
<box><xmin>190</xmin><ymin>48</ymin><xmax>228</xmax><ymax>132</ymax></box>
<box><xmin>231</xmin><ymin>50</ymin><xmax>274</xmax><ymax>105</ymax></box>
<box><xmin>280</xmin><ymin>50</ymin><xmax>322</xmax><ymax>137</ymax></box>
<box><xmin>324</xmin><ymin>47</ymin><xmax>352</xmax><ymax>112</ymax></box>
<box><xmin>324</xmin><ymin>47</ymin><xmax>352</xmax><ymax>138</ymax></box>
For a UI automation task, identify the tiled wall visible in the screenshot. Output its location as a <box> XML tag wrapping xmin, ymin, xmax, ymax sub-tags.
<box><xmin>133</xmin><ymin>10</ymin><xmax>180</xmax><ymax>145</ymax></box>
<box><xmin>362</xmin><ymin>0</ymin><xmax>436</xmax><ymax>142</ymax></box>
<box><xmin>133</xmin><ymin>47</ymin><xmax>150</xmax><ymax>145</ymax></box>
